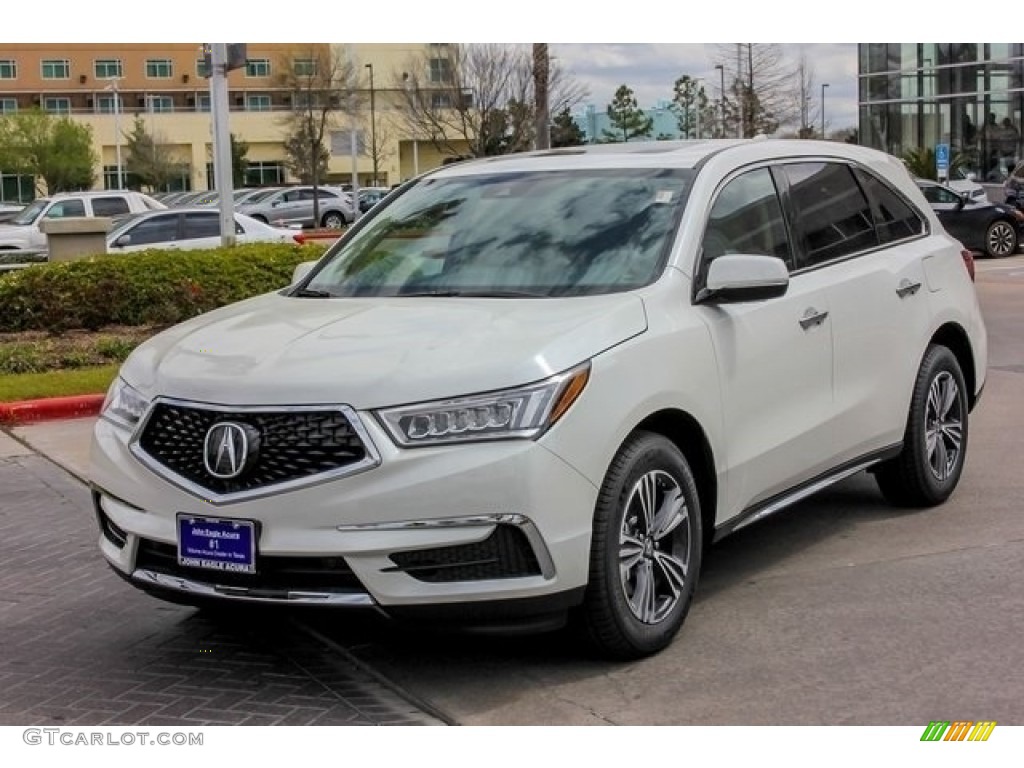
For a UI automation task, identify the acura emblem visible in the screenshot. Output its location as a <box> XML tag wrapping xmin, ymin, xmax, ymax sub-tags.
<box><xmin>203</xmin><ymin>422</ymin><xmax>259</xmax><ymax>479</ymax></box>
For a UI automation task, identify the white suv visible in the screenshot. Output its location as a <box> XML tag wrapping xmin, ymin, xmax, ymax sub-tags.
<box><xmin>91</xmin><ymin>140</ymin><xmax>987</xmax><ymax>659</ymax></box>
<box><xmin>0</xmin><ymin>190</ymin><xmax>164</xmax><ymax>254</ymax></box>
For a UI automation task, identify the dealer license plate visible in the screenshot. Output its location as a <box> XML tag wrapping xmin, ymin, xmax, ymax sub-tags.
<box><xmin>177</xmin><ymin>515</ymin><xmax>256</xmax><ymax>574</ymax></box>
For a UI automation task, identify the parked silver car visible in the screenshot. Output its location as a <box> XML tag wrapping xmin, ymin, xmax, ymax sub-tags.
<box><xmin>237</xmin><ymin>185</ymin><xmax>354</xmax><ymax>229</ymax></box>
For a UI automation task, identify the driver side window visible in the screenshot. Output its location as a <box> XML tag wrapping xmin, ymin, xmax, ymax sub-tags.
<box><xmin>700</xmin><ymin>168</ymin><xmax>792</xmax><ymax>270</ymax></box>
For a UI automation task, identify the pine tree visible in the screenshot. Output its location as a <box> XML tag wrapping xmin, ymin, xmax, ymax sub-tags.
<box><xmin>602</xmin><ymin>85</ymin><xmax>653</xmax><ymax>143</ymax></box>
<box><xmin>550</xmin><ymin>107</ymin><xmax>585</xmax><ymax>147</ymax></box>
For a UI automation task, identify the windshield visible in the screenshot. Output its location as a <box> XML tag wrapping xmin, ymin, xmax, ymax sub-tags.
<box><xmin>301</xmin><ymin>168</ymin><xmax>693</xmax><ymax>298</ymax></box>
<box><xmin>10</xmin><ymin>199</ymin><xmax>48</xmax><ymax>226</ymax></box>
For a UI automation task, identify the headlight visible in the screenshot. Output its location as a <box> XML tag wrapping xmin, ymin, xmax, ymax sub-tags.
<box><xmin>100</xmin><ymin>378</ymin><xmax>150</xmax><ymax>431</ymax></box>
<box><xmin>377</xmin><ymin>363</ymin><xmax>590</xmax><ymax>447</ymax></box>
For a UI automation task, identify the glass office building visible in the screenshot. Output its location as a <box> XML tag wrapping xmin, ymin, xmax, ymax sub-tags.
<box><xmin>859</xmin><ymin>44</ymin><xmax>1024</xmax><ymax>181</ymax></box>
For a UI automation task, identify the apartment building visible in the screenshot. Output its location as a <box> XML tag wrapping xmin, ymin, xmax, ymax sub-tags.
<box><xmin>0</xmin><ymin>43</ymin><xmax>467</xmax><ymax>200</ymax></box>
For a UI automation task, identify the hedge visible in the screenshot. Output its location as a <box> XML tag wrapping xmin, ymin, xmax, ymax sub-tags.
<box><xmin>0</xmin><ymin>242</ymin><xmax>327</xmax><ymax>333</ymax></box>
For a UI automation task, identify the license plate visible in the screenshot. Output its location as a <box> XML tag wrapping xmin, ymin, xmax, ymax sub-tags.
<box><xmin>177</xmin><ymin>515</ymin><xmax>256</xmax><ymax>574</ymax></box>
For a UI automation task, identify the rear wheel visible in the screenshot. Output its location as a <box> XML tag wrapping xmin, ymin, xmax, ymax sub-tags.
<box><xmin>875</xmin><ymin>345</ymin><xmax>969</xmax><ymax>507</ymax></box>
<box><xmin>321</xmin><ymin>211</ymin><xmax>345</xmax><ymax>229</ymax></box>
<box><xmin>580</xmin><ymin>431</ymin><xmax>702</xmax><ymax>660</ymax></box>
<box><xmin>985</xmin><ymin>219</ymin><xmax>1017</xmax><ymax>258</ymax></box>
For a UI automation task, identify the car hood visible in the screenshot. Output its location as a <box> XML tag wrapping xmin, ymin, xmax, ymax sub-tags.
<box><xmin>0</xmin><ymin>224</ymin><xmax>34</xmax><ymax>244</ymax></box>
<box><xmin>122</xmin><ymin>291</ymin><xmax>648</xmax><ymax>409</ymax></box>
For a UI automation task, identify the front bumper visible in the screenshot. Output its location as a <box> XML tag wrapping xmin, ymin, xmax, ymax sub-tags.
<box><xmin>91</xmin><ymin>412</ymin><xmax>598</xmax><ymax>616</ymax></box>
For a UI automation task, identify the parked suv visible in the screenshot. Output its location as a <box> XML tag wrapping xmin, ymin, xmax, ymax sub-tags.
<box><xmin>237</xmin><ymin>185</ymin><xmax>354</xmax><ymax>229</ymax></box>
<box><xmin>0</xmin><ymin>190</ymin><xmax>164</xmax><ymax>254</ymax></box>
<box><xmin>92</xmin><ymin>140</ymin><xmax>987</xmax><ymax>659</ymax></box>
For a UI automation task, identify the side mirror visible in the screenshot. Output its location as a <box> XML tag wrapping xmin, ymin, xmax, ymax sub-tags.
<box><xmin>291</xmin><ymin>260</ymin><xmax>317</xmax><ymax>285</ymax></box>
<box><xmin>114</xmin><ymin>234</ymin><xmax>132</xmax><ymax>247</ymax></box>
<box><xmin>696</xmin><ymin>253</ymin><xmax>790</xmax><ymax>304</ymax></box>
<box><xmin>271</xmin><ymin>200</ymin><xmax>281</xmax><ymax>207</ymax></box>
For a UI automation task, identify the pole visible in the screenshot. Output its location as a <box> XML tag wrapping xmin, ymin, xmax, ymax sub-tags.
<box><xmin>365</xmin><ymin>63</ymin><xmax>377</xmax><ymax>185</ymax></box>
<box><xmin>821</xmin><ymin>83</ymin><xmax>829</xmax><ymax>139</ymax></box>
<box><xmin>694</xmin><ymin>79</ymin><xmax>703</xmax><ymax>140</ymax></box>
<box><xmin>210</xmin><ymin>43</ymin><xmax>235</xmax><ymax>246</ymax></box>
<box><xmin>350</xmin><ymin>119</ymin><xmax>361</xmax><ymax>222</ymax></box>
<box><xmin>715</xmin><ymin>64</ymin><xmax>725</xmax><ymax>138</ymax></box>
<box><xmin>105</xmin><ymin>78</ymin><xmax>123</xmax><ymax>189</ymax></box>
<box><xmin>533</xmin><ymin>43</ymin><xmax>550</xmax><ymax>150</ymax></box>
<box><xmin>736</xmin><ymin>44</ymin><xmax>743</xmax><ymax>138</ymax></box>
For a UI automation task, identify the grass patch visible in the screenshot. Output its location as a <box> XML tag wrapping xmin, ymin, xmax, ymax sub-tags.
<box><xmin>0</xmin><ymin>364</ymin><xmax>119</xmax><ymax>402</ymax></box>
<box><xmin>0</xmin><ymin>326</ymin><xmax>159</xmax><ymax>375</ymax></box>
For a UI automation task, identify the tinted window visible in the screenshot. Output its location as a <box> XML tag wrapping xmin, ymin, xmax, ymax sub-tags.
<box><xmin>183</xmin><ymin>212</ymin><xmax>243</xmax><ymax>238</ymax></box>
<box><xmin>855</xmin><ymin>169</ymin><xmax>925</xmax><ymax>243</ymax></box>
<box><xmin>917</xmin><ymin>183</ymin><xmax>961</xmax><ymax>205</ymax></box>
<box><xmin>44</xmin><ymin>199</ymin><xmax>86</xmax><ymax>218</ymax></box>
<box><xmin>91</xmin><ymin>197</ymin><xmax>130</xmax><ymax>216</ymax></box>
<box><xmin>783</xmin><ymin>162</ymin><xmax>878</xmax><ymax>268</ymax></box>
<box><xmin>701</xmin><ymin>168</ymin><xmax>792</xmax><ymax>269</ymax></box>
<box><xmin>124</xmin><ymin>214</ymin><xmax>180</xmax><ymax>245</ymax></box>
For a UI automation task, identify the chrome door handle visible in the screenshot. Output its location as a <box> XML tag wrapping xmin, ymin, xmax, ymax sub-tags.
<box><xmin>799</xmin><ymin>307</ymin><xmax>829</xmax><ymax>330</ymax></box>
<box><xmin>896</xmin><ymin>278</ymin><xmax>922</xmax><ymax>298</ymax></box>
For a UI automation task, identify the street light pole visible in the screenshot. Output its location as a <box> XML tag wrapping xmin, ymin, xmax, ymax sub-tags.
<box><xmin>821</xmin><ymin>82</ymin><xmax>829</xmax><ymax>139</ymax></box>
<box><xmin>365</xmin><ymin>63</ymin><xmax>377</xmax><ymax>186</ymax></box>
<box><xmin>103</xmin><ymin>77</ymin><xmax>123</xmax><ymax>189</ymax></box>
<box><xmin>714</xmin><ymin>64</ymin><xmax>725</xmax><ymax>138</ymax></box>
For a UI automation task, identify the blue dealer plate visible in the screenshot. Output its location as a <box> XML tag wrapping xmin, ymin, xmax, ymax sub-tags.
<box><xmin>177</xmin><ymin>515</ymin><xmax>256</xmax><ymax>574</ymax></box>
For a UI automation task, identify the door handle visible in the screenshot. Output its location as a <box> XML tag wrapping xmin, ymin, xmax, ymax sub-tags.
<box><xmin>896</xmin><ymin>278</ymin><xmax>922</xmax><ymax>298</ymax></box>
<box><xmin>799</xmin><ymin>307</ymin><xmax>829</xmax><ymax>330</ymax></box>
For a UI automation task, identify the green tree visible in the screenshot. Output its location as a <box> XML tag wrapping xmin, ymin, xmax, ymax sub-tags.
<box><xmin>0</xmin><ymin>109</ymin><xmax>96</xmax><ymax>193</ymax></box>
<box><xmin>550</xmin><ymin>107</ymin><xmax>585</xmax><ymax>147</ymax></box>
<box><xmin>670</xmin><ymin>75</ymin><xmax>713</xmax><ymax>139</ymax></box>
<box><xmin>282</xmin><ymin>121</ymin><xmax>329</xmax><ymax>184</ymax></box>
<box><xmin>231</xmin><ymin>134</ymin><xmax>250</xmax><ymax>187</ymax></box>
<box><xmin>902</xmin><ymin>147</ymin><xmax>968</xmax><ymax>181</ymax></box>
<box><xmin>123</xmin><ymin>116</ymin><xmax>183</xmax><ymax>192</ymax></box>
<box><xmin>602</xmin><ymin>85</ymin><xmax>653</xmax><ymax>143</ymax></box>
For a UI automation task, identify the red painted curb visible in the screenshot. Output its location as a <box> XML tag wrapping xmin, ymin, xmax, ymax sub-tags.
<box><xmin>0</xmin><ymin>394</ymin><xmax>105</xmax><ymax>425</ymax></box>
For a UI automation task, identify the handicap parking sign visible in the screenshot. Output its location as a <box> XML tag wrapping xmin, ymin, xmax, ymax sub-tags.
<box><xmin>936</xmin><ymin>143</ymin><xmax>950</xmax><ymax>178</ymax></box>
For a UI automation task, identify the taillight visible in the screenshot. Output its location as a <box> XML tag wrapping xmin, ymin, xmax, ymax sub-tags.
<box><xmin>960</xmin><ymin>248</ymin><xmax>975</xmax><ymax>282</ymax></box>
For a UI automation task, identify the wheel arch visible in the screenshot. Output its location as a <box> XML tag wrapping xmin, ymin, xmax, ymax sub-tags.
<box><xmin>632</xmin><ymin>408</ymin><xmax>718</xmax><ymax>550</ymax></box>
<box><xmin>929</xmin><ymin>322</ymin><xmax>977</xmax><ymax>409</ymax></box>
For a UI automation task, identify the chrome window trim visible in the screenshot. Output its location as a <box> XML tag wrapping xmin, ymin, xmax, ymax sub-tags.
<box><xmin>128</xmin><ymin>397</ymin><xmax>382</xmax><ymax>505</ymax></box>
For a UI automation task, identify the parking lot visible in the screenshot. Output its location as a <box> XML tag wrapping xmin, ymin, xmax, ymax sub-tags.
<box><xmin>1</xmin><ymin>255</ymin><xmax>1023</xmax><ymax>727</ymax></box>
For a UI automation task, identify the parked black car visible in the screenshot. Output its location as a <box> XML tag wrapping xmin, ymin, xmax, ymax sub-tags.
<box><xmin>916</xmin><ymin>179</ymin><xmax>1024</xmax><ymax>258</ymax></box>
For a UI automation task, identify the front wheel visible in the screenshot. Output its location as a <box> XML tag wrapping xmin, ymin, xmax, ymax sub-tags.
<box><xmin>985</xmin><ymin>219</ymin><xmax>1018</xmax><ymax>258</ymax></box>
<box><xmin>580</xmin><ymin>431</ymin><xmax>703</xmax><ymax>660</ymax></box>
<box><xmin>874</xmin><ymin>345</ymin><xmax>969</xmax><ymax>507</ymax></box>
<box><xmin>321</xmin><ymin>211</ymin><xmax>345</xmax><ymax>229</ymax></box>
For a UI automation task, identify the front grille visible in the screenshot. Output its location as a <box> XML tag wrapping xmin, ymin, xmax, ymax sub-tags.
<box><xmin>387</xmin><ymin>525</ymin><xmax>542</xmax><ymax>583</ymax></box>
<box><xmin>137</xmin><ymin>403</ymin><xmax>367</xmax><ymax>495</ymax></box>
<box><xmin>135</xmin><ymin>538</ymin><xmax>365</xmax><ymax>594</ymax></box>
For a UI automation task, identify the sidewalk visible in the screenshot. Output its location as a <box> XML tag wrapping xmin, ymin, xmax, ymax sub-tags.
<box><xmin>4</xmin><ymin>415</ymin><xmax>96</xmax><ymax>482</ymax></box>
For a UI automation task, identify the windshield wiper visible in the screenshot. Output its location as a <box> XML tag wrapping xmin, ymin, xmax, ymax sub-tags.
<box><xmin>293</xmin><ymin>287</ymin><xmax>334</xmax><ymax>298</ymax></box>
<box><xmin>399</xmin><ymin>289</ymin><xmax>548</xmax><ymax>298</ymax></box>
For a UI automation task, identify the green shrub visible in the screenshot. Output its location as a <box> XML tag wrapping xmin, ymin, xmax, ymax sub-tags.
<box><xmin>0</xmin><ymin>242</ymin><xmax>327</xmax><ymax>333</ymax></box>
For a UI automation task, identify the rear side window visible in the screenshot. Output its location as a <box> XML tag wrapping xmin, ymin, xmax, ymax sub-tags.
<box><xmin>44</xmin><ymin>199</ymin><xmax>86</xmax><ymax>218</ymax></box>
<box><xmin>91</xmin><ymin>196</ymin><xmax>131</xmax><ymax>216</ymax></box>
<box><xmin>854</xmin><ymin>168</ymin><xmax>925</xmax><ymax>244</ymax></box>
<box><xmin>183</xmin><ymin>212</ymin><xmax>243</xmax><ymax>238</ymax></box>
<box><xmin>126</xmin><ymin>214</ymin><xmax>180</xmax><ymax>245</ymax></box>
<box><xmin>782</xmin><ymin>162</ymin><xmax>877</xmax><ymax>269</ymax></box>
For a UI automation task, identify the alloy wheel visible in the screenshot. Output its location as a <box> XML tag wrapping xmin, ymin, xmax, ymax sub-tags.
<box><xmin>987</xmin><ymin>221</ymin><xmax>1016</xmax><ymax>257</ymax></box>
<box><xmin>925</xmin><ymin>371</ymin><xmax>963</xmax><ymax>482</ymax></box>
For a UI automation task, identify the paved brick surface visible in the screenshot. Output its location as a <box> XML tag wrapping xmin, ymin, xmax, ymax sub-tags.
<box><xmin>0</xmin><ymin>451</ymin><xmax>445</xmax><ymax>726</ymax></box>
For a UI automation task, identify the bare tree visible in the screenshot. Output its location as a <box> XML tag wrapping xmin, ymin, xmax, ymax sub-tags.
<box><xmin>276</xmin><ymin>44</ymin><xmax>358</xmax><ymax>224</ymax></box>
<box><xmin>395</xmin><ymin>43</ymin><xmax>587</xmax><ymax>158</ymax></box>
<box><xmin>713</xmin><ymin>44</ymin><xmax>798</xmax><ymax>138</ymax></box>
<box><xmin>792</xmin><ymin>54</ymin><xmax>822</xmax><ymax>138</ymax></box>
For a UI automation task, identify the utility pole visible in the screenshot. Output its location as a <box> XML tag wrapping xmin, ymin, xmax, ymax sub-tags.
<box><xmin>365</xmin><ymin>63</ymin><xmax>377</xmax><ymax>185</ymax></box>
<box><xmin>533</xmin><ymin>43</ymin><xmax>550</xmax><ymax>150</ymax></box>
<box><xmin>209</xmin><ymin>43</ymin><xmax>235</xmax><ymax>247</ymax></box>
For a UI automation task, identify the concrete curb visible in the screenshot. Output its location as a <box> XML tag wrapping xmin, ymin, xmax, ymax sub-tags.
<box><xmin>0</xmin><ymin>393</ymin><xmax>104</xmax><ymax>425</ymax></box>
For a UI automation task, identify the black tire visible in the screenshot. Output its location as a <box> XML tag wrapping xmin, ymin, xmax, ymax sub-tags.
<box><xmin>580</xmin><ymin>431</ymin><xmax>703</xmax><ymax>660</ymax></box>
<box><xmin>985</xmin><ymin>219</ymin><xmax>1017</xmax><ymax>258</ymax></box>
<box><xmin>321</xmin><ymin>211</ymin><xmax>345</xmax><ymax>229</ymax></box>
<box><xmin>875</xmin><ymin>345</ymin><xmax>969</xmax><ymax>507</ymax></box>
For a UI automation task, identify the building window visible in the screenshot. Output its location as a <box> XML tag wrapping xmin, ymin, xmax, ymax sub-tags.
<box><xmin>1</xmin><ymin>171</ymin><xmax>35</xmax><ymax>203</ymax></box>
<box><xmin>246</xmin><ymin>94</ymin><xmax>271</xmax><ymax>112</ymax></box>
<box><xmin>244</xmin><ymin>161</ymin><xmax>286</xmax><ymax>187</ymax></box>
<box><xmin>96</xmin><ymin>95</ymin><xmax>122</xmax><ymax>114</ymax></box>
<box><xmin>292</xmin><ymin>58</ymin><xmax>317</xmax><ymax>77</ymax></box>
<box><xmin>0</xmin><ymin>98</ymin><xmax>16</xmax><ymax>114</ymax></box>
<box><xmin>145</xmin><ymin>59</ymin><xmax>173</xmax><ymax>79</ymax></box>
<box><xmin>246</xmin><ymin>58</ymin><xmax>270</xmax><ymax>77</ymax></box>
<box><xmin>431</xmin><ymin>93</ymin><xmax>453</xmax><ymax>109</ymax></box>
<box><xmin>42</xmin><ymin>97</ymin><xmax>70</xmax><ymax>115</ymax></box>
<box><xmin>94</xmin><ymin>59</ymin><xmax>122</xmax><ymax>79</ymax></box>
<box><xmin>197</xmin><ymin>94</ymin><xmax>211</xmax><ymax>112</ymax></box>
<box><xmin>146</xmin><ymin>95</ymin><xmax>174</xmax><ymax>113</ymax></box>
<box><xmin>196</xmin><ymin>57</ymin><xmax>210</xmax><ymax>78</ymax></box>
<box><xmin>429</xmin><ymin>58</ymin><xmax>452</xmax><ymax>84</ymax></box>
<box><xmin>0</xmin><ymin>60</ymin><xmax>16</xmax><ymax>79</ymax></box>
<box><xmin>41</xmin><ymin>59</ymin><xmax>70</xmax><ymax>80</ymax></box>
